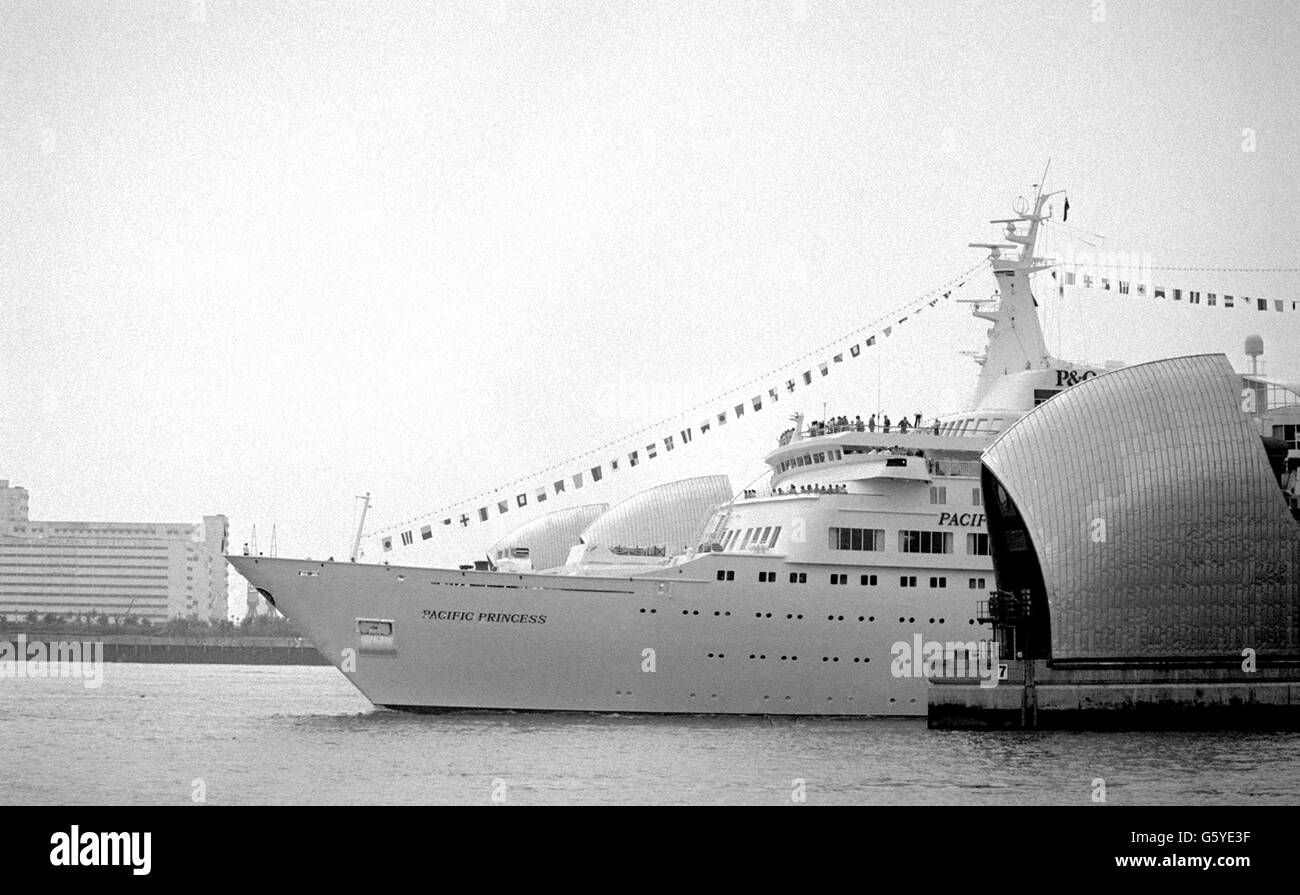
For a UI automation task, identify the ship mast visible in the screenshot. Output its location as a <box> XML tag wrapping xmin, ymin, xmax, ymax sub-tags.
<box><xmin>966</xmin><ymin>175</ymin><xmax>1064</xmax><ymax>408</ymax></box>
<box><xmin>349</xmin><ymin>492</ymin><xmax>370</xmax><ymax>563</ymax></box>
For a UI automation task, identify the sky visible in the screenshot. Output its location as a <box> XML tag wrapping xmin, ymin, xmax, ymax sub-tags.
<box><xmin>2</xmin><ymin>1</ymin><xmax>1298</xmax><ymax>611</ymax></box>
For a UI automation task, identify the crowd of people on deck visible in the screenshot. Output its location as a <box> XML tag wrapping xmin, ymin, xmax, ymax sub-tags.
<box><xmin>778</xmin><ymin>412</ymin><xmax>942</xmax><ymax>445</ymax></box>
<box><xmin>771</xmin><ymin>483</ymin><xmax>848</xmax><ymax>495</ymax></box>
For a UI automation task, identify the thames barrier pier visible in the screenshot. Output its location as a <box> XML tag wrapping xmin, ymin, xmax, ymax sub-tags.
<box><xmin>929</xmin><ymin>662</ymin><xmax>1300</xmax><ymax>730</ymax></box>
<box><xmin>929</xmin><ymin>353</ymin><xmax>1300</xmax><ymax>730</ymax></box>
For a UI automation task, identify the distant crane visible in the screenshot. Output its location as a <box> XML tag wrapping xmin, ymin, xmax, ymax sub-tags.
<box><xmin>246</xmin><ymin>522</ymin><xmax>277</xmax><ymax>557</ymax></box>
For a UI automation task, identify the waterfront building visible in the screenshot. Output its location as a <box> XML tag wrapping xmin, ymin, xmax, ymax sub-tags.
<box><xmin>0</xmin><ymin>480</ymin><xmax>228</xmax><ymax>624</ymax></box>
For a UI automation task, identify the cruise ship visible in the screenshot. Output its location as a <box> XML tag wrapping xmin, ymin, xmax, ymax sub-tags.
<box><xmin>228</xmin><ymin>182</ymin><xmax>1299</xmax><ymax>715</ymax></box>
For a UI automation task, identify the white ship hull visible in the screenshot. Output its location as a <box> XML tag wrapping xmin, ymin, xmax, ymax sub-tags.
<box><xmin>229</xmin><ymin>554</ymin><xmax>993</xmax><ymax>716</ymax></box>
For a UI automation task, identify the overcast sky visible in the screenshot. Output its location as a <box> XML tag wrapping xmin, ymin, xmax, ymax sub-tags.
<box><xmin>2</xmin><ymin>1</ymin><xmax>1297</xmax><ymax>588</ymax></box>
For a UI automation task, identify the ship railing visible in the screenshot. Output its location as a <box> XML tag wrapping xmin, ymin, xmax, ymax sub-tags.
<box><xmin>779</xmin><ymin>423</ymin><xmax>1003</xmax><ymax>446</ymax></box>
<box><xmin>609</xmin><ymin>545</ymin><xmax>667</xmax><ymax>557</ymax></box>
<box><xmin>977</xmin><ymin>590</ymin><xmax>1032</xmax><ymax>624</ymax></box>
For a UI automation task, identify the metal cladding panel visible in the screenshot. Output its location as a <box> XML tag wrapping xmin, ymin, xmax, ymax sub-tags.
<box><xmin>489</xmin><ymin>504</ymin><xmax>608</xmax><ymax>571</ymax></box>
<box><xmin>982</xmin><ymin>354</ymin><xmax>1300</xmax><ymax>661</ymax></box>
<box><xmin>580</xmin><ymin>475</ymin><xmax>733</xmax><ymax>554</ymax></box>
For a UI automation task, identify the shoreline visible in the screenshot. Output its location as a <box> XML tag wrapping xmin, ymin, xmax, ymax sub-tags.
<box><xmin>0</xmin><ymin>630</ymin><xmax>328</xmax><ymax>666</ymax></box>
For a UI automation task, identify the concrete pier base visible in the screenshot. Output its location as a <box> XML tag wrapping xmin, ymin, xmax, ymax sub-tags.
<box><xmin>928</xmin><ymin>661</ymin><xmax>1300</xmax><ymax>730</ymax></box>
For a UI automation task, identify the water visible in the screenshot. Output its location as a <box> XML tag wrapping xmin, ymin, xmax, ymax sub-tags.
<box><xmin>3</xmin><ymin>664</ymin><xmax>1297</xmax><ymax>805</ymax></box>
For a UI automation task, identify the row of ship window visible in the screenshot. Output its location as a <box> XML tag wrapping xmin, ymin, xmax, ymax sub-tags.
<box><xmin>719</xmin><ymin>526</ymin><xmax>991</xmax><ymax>556</ymax></box>
<box><xmin>936</xmin><ymin>417</ymin><xmax>1006</xmax><ymax>437</ymax></box>
<box><xmin>829</xmin><ymin>527</ymin><xmax>991</xmax><ymax>556</ymax></box>
<box><xmin>719</xmin><ymin>526</ymin><xmax>783</xmax><ymax>551</ymax></box>
<box><xmin>777</xmin><ymin>449</ymin><xmax>843</xmax><ymax>472</ymax></box>
<box><xmin>719</xmin><ymin>569</ymin><xmax>988</xmax><ymax>589</ymax></box>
